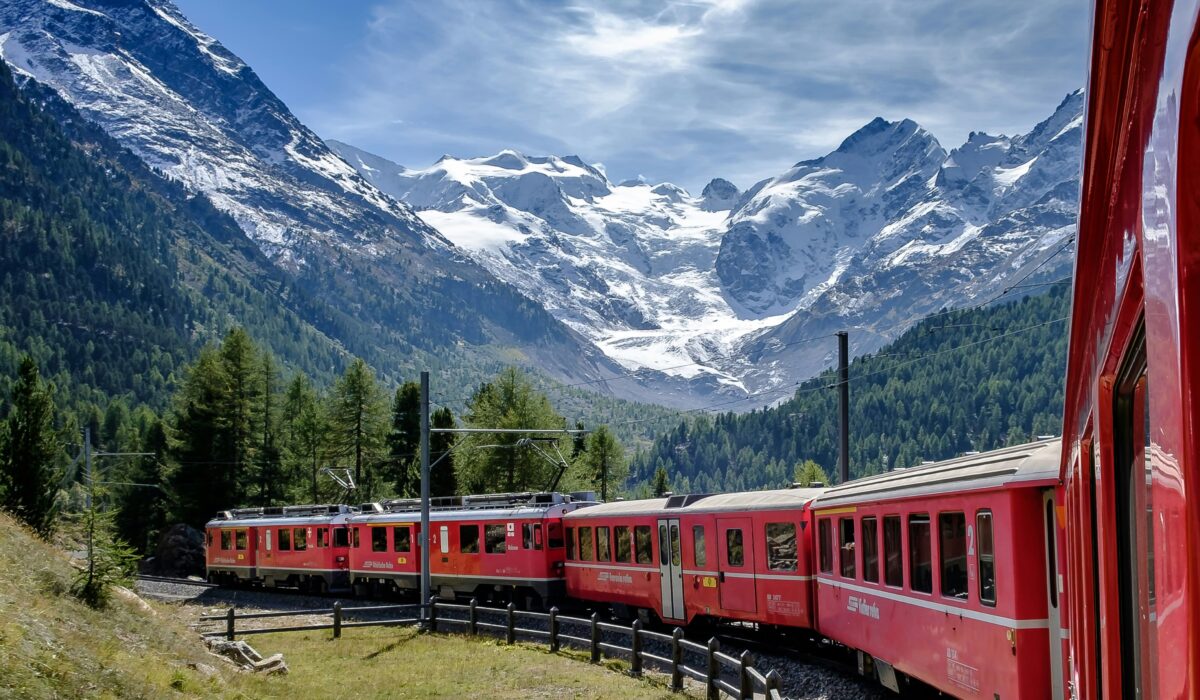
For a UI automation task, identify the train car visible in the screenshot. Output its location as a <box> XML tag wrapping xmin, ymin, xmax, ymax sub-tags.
<box><xmin>811</xmin><ymin>439</ymin><xmax>1064</xmax><ymax>698</ymax></box>
<box><xmin>563</xmin><ymin>488</ymin><xmax>824</xmax><ymax>628</ymax></box>
<box><xmin>205</xmin><ymin>504</ymin><xmax>356</xmax><ymax>592</ymax></box>
<box><xmin>347</xmin><ymin>491</ymin><xmax>589</xmax><ymax>607</ymax></box>
<box><xmin>204</xmin><ymin>508</ymin><xmax>260</xmax><ymax>584</ymax></box>
<box><xmin>1061</xmin><ymin>0</ymin><xmax>1200</xmax><ymax>697</ymax></box>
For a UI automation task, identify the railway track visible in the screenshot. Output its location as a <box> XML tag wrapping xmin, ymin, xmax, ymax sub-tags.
<box><xmin>135</xmin><ymin>574</ymin><xmax>218</xmax><ymax>588</ymax></box>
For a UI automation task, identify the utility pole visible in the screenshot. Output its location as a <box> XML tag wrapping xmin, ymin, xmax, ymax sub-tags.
<box><xmin>419</xmin><ymin>371</ymin><xmax>431</xmax><ymax>625</ymax></box>
<box><xmin>837</xmin><ymin>331</ymin><xmax>850</xmax><ymax>484</ymax></box>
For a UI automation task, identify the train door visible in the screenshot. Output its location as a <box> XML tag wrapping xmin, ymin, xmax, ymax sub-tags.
<box><xmin>1043</xmin><ymin>490</ymin><xmax>1064</xmax><ymax>700</ymax></box>
<box><xmin>716</xmin><ymin>517</ymin><xmax>756</xmax><ymax>613</ymax></box>
<box><xmin>657</xmin><ymin>518</ymin><xmax>685</xmax><ymax>620</ymax></box>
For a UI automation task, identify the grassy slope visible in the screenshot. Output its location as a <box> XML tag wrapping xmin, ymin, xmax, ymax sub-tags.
<box><xmin>0</xmin><ymin>512</ymin><xmax>679</xmax><ymax>699</ymax></box>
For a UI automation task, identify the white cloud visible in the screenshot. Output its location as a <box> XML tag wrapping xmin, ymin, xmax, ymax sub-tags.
<box><xmin>307</xmin><ymin>0</ymin><xmax>1087</xmax><ymax>192</ymax></box>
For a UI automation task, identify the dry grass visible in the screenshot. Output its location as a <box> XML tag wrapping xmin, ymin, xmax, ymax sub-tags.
<box><xmin>0</xmin><ymin>511</ymin><xmax>686</xmax><ymax>699</ymax></box>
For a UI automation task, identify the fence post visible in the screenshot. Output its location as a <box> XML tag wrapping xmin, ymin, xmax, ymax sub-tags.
<box><xmin>506</xmin><ymin>602</ymin><xmax>516</xmax><ymax>645</ymax></box>
<box><xmin>225</xmin><ymin>607</ymin><xmax>235</xmax><ymax>641</ymax></box>
<box><xmin>428</xmin><ymin>596</ymin><xmax>439</xmax><ymax>634</ymax></box>
<box><xmin>630</xmin><ymin>619</ymin><xmax>643</xmax><ymax>677</ymax></box>
<box><xmin>469</xmin><ymin>598</ymin><xmax>478</xmax><ymax>636</ymax></box>
<box><xmin>670</xmin><ymin>628</ymin><xmax>684</xmax><ymax>691</ymax></box>
<box><xmin>765</xmin><ymin>669</ymin><xmax>782</xmax><ymax>699</ymax></box>
<box><xmin>738</xmin><ymin>650</ymin><xmax>755</xmax><ymax>699</ymax></box>
<box><xmin>549</xmin><ymin>606</ymin><xmax>560</xmax><ymax>653</ymax></box>
<box><xmin>590</xmin><ymin>612</ymin><xmax>601</xmax><ymax>663</ymax></box>
<box><xmin>332</xmin><ymin>601</ymin><xmax>342</xmax><ymax>639</ymax></box>
<box><xmin>705</xmin><ymin>637</ymin><xmax>720</xmax><ymax>700</ymax></box>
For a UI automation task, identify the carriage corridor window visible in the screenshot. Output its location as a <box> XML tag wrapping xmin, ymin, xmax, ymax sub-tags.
<box><xmin>883</xmin><ymin>516</ymin><xmax>903</xmax><ymax>586</ymax></box>
<box><xmin>317</xmin><ymin>528</ymin><xmax>327</xmax><ymax>548</ymax></box>
<box><xmin>279</xmin><ymin>528</ymin><xmax>291</xmax><ymax>551</ymax></box>
<box><xmin>839</xmin><ymin>518</ymin><xmax>856</xmax><ymax>578</ymax></box>
<box><xmin>766</xmin><ymin>523</ymin><xmax>797</xmax><ymax>572</ymax></box>
<box><xmin>909</xmin><ymin>515</ymin><xmax>932</xmax><ymax>593</ymax></box>
<box><xmin>597</xmin><ymin>526</ymin><xmax>612</xmax><ymax>562</ymax></box>
<box><xmin>615</xmin><ymin>526</ymin><xmax>632</xmax><ymax>563</ymax></box>
<box><xmin>221</xmin><ymin>530</ymin><xmax>232</xmax><ymax>550</ymax></box>
<box><xmin>862</xmin><ymin>517</ymin><xmax>879</xmax><ymax>583</ymax></box>
<box><xmin>977</xmin><ymin>511</ymin><xmax>995</xmax><ymax>606</ymax></box>
<box><xmin>726</xmin><ymin>529</ymin><xmax>744</xmax><ymax>567</ymax></box>
<box><xmin>693</xmin><ymin>526</ymin><xmax>707</xmax><ymax>567</ymax></box>
<box><xmin>393</xmin><ymin>526</ymin><xmax>411</xmax><ymax>553</ymax></box>
<box><xmin>460</xmin><ymin>524</ymin><xmax>480</xmax><ymax>554</ymax></box>
<box><xmin>579</xmin><ymin>527</ymin><xmax>594</xmax><ymax>561</ymax></box>
<box><xmin>294</xmin><ymin>528</ymin><xmax>307</xmax><ymax>552</ymax></box>
<box><xmin>370</xmin><ymin>526</ymin><xmax>386</xmax><ymax>553</ymax></box>
<box><xmin>566</xmin><ymin>527</ymin><xmax>576</xmax><ymax>559</ymax></box>
<box><xmin>818</xmin><ymin>519</ymin><xmax>833</xmax><ymax>574</ymax></box>
<box><xmin>635</xmin><ymin>525</ymin><xmax>653</xmax><ymax>565</ymax></box>
<box><xmin>939</xmin><ymin>512</ymin><xmax>968</xmax><ymax>599</ymax></box>
<box><xmin>235</xmin><ymin>530</ymin><xmax>247</xmax><ymax>551</ymax></box>
<box><xmin>485</xmin><ymin>524</ymin><xmax>507</xmax><ymax>554</ymax></box>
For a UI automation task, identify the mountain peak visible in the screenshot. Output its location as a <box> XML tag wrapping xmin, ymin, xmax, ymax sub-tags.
<box><xmin>700</xmin><ymin>177</ymin><xmax>739</xmax><ymax>211</ymax></box>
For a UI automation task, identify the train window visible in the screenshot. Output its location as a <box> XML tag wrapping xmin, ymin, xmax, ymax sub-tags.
<box><xmin>206</xmin><ymin>530</ymin><xmax>213</xmax><ymax>547</ymax></box>
<box><xmin>938</xmin><ymin>513</ymin><xmax>967</xmax><ymax>599</ymax></box>
<box><xmin>766</xmin><ymin>523</ymin><xmax>797</xmax><ymax>571</ymax></box>
<box><xmin>615</xmin><ymin>526</ymin><xmax>632</xmax><ymax>563</ymax></box>
<box><xmin>659</xmin><ymin>525</ymin><xmax>669</xmax><ymax>566</ymax></box>
<box><xmin>693</xmin><ymin>526</ymin><xmax>707</xmax><ymax>567</ymax></box>
<box><xmin>908</xmin><ymin>514</ymin><xmax>932</xmax><ymax>593</ymax></box>
<box><xmin>862</xmin><ymin>517</ymin><xmax>879</xmax><ymax>583</ymax></box>
<box><xmin>839</xmin><ymin>518</ymin><xmax>856</xmax><ymax>578</ymax></box>
<box><xmin>334</xmin><ymin>527</ymin><xmax>349</xmax><ymax>548</ymax></box>
<box><xmin>460</xmin><ymin>525</ymin><xmax>480</xmax><ymax>554</ymax></box>
<box><xmin>485</xmin><ymin>524</ymin><xmax>507</xmax><ymax>554</ymax></box>
<box><xmin>634</xmin><ymin>526</ymin><xmax>652</xmax><ymax>565</ymax></box>
<box><xmin>221</xmin><ymin>530</ymin><xmax>232</xmax><ymax>550</ymax></box>
<box><xmin>579</xmin><ymin>527</ymin><xmax>594</xmax><ymax>561</ymax></box>
<box><xmin>351</xmin><ymin>527</ymin><xmax>360</xmax><ymax>549</ymax></box>
<box><xmin>818</xmin><ymin>519</ymin><xmax>833</xmax><ymax>573</ymax></box>
<box><xmin>279</xmin><ymin>528</ymin><xmax>292</xmax><ymax>551</ymax></box>
<box><xmin>670</xmin><ymin>524</ymin><xmax>681</xmax><ymax>567</ymax></box>
<box><xmin>370</xmin><ymin>527</ymin><xmax>385</xmax><ymax>553</ymax></box>
<box><xmin>294</xmin><ymin>528</ymin><xmax>307</xmax><ymax>552</ymax></box>
<box><xmin>548</xmin><ymin>522</ymin><xmax>564</xmax><ymax>549</ymax></box>
<box><xmin>597</xmin><ymin>526</ymin><xmax>612</xmax><ymax>562</ymax></box>
<box><xmin>977</xmin><ymin>511</ymin><xmax>995</xmax><ymax>606</ymax></box>
<box><xmin>726</xmin><ymin>529</ymin><xmax>744</xmax><ymax>567</ymax></box>
<box><xmin>566</xmin><ymin>527</ymin><xmax>576</xmax><ymax>559</ymax></box>
<box><xmin>884</xmin><ymin>516</ymin><xmax>903</xmax><ymax>587</ymax></box>
<box><xmin>393</xmin><ymin>526</ymin><xmax>411</xmax><ymax>553</ymax></box>
<box><xmin>317</xmin><ymin>528</ymin><xmax>327</xmax><ymax>548</ymax></box>
<box><xmin>235</xmin><ymin>530</ymin><xmax>247</xmax><ymax>551</ymax></box>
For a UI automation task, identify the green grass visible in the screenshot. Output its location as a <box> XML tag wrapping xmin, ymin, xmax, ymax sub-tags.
<box><xmin>0</xmin><ymin>511</ymin><xmax>685</xmax><ymax>698</ymax></box>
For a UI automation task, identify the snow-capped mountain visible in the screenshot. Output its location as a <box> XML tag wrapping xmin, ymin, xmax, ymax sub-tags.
<box><xmin>333</xmin><ymin>91</ymin><xmax>1080</xmax><ymax>407</ymax></box>
<box><xmin>0</xmin><ymin>0</ymin><xmax>655</xmax><ymax>401</ymax></box>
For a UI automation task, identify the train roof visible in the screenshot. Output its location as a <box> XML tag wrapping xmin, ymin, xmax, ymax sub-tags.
<box><xmin>206</xmin><ymin>504</ymin><xmax>356</xmax><ymax>528</ymax></box>
<box><xmin>564</xmin><ymin>487</ymin><xmax>825</xmax><ymax>520</ymax></box>
<box><xmin>812</xmin><ymin>437</ymin><xmax>1062</xmax><ymax>509</ymax></box>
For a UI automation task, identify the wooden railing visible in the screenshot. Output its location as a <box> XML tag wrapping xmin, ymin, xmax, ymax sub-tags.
<box><xmin>199</xmin><ymin>598</ymin><xmax>784</xmax><ymax>700</ymax></box>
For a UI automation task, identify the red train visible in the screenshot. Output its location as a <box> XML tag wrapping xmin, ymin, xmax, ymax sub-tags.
<box><xmin>1060</xmin><ymin>0</ymin><xmax>1200</xmax><ymax>696</ymax></box>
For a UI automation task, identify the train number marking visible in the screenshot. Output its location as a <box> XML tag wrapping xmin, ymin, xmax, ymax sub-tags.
<box><xmin>946</xmin><ymin>648</ymin><xmax>980</xmax><ymax>692</ymax></box>
<box><xmin>597</xmin><ymin>571</ymin><xmax>633</xmax><ymax>584</ymax></box>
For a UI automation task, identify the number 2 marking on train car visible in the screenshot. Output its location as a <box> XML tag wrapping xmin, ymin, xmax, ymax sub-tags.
<box><xmin>967</xmin><ymin>525</ymin><xmax>975</xmax><ymax>556</ymax></box>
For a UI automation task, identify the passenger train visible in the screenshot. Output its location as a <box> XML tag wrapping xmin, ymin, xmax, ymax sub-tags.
<box><xmin>206</xmin><ymin>0</ymin><xmax>1200</xmax><ymax>696</ymax></box>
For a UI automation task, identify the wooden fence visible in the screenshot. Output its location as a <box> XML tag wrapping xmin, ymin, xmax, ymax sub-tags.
<box><xmin>199</xmin><ymin>598</ymin><xmax>784</xmax><ymax>700</ymax></box>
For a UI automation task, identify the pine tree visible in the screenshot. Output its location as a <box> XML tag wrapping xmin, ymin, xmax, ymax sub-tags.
<box><xmin>115</xmin><ymin>418</ymin><xmax>169</xmax><ymax>553</ymax></box>
<box><xmin>385</xmin><ymin>382</ymin><xmax>421</xmax><ymax>498</ymax></box>
<box><xmin>220</xmin><ymin>328</ymin><xmax>262</xmax><ymax>498</ymax></box>
<box><xmin>282</xmin><ymin>373</ymin><xmax>326</xmax><ymax>502</ymax></box>
<box><xmin>651</xmin><ymin>465</ymin><xmax>670</xmax><ymax>498</ymax></box>
<box><xmin>793</xmin><ymin>459</ymin><xmax>831</xmax><ymax>487</ymax></box>
<box><xmin>257</xmin><ymin>350</ymin><xmax>282</xmax><ymax>505</ymax></box>
<box><xmin>169</xmin><ymin>347</ymin><xmax>235</xmax><ymax>527</ymax></box>
<box><xmin>330</xmin><ymin>359</ymin><xmax>387</xmax><ymax>497</ymax></box>
<box><xmin>430</xmin><ymin>406</ymin><xmax>457</xmax><ymax>497</ymax></box>
<box><xmin>1</xmin><ymin>356</ymin><xmax>60</xmax><ymax>535</ymax></box>
<box><xmin>578</xmin><ymin>425</ymin><xmax>627</xmax><ymax>501</ymax></box>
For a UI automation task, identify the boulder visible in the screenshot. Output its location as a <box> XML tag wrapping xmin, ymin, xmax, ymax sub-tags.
<box><xmin>145</xmin><ymin>524</ymin><xmax>206</xmax><ymax>578</ymax></box>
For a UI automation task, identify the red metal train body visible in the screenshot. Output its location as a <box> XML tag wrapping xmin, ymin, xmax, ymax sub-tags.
<box><xmin>562</xmin><ymin>489</ymin><xmax>822</xmax><ymax>629</ymax></box>
<box><xmin>1060</xmin><ymin>0</ymin><xmax>1200</xmax><ymax>697</ymax></box>
<box><xmin>205</xmin><ymin>504</ymin><xmax>355</xmax><ymax>592</ymax></box>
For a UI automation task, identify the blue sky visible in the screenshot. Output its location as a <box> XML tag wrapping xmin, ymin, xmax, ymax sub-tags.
<box><xmin>174</xmin><ymin>0</ymin><xmax>1088</xmax><ymax>193</ymax></box>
